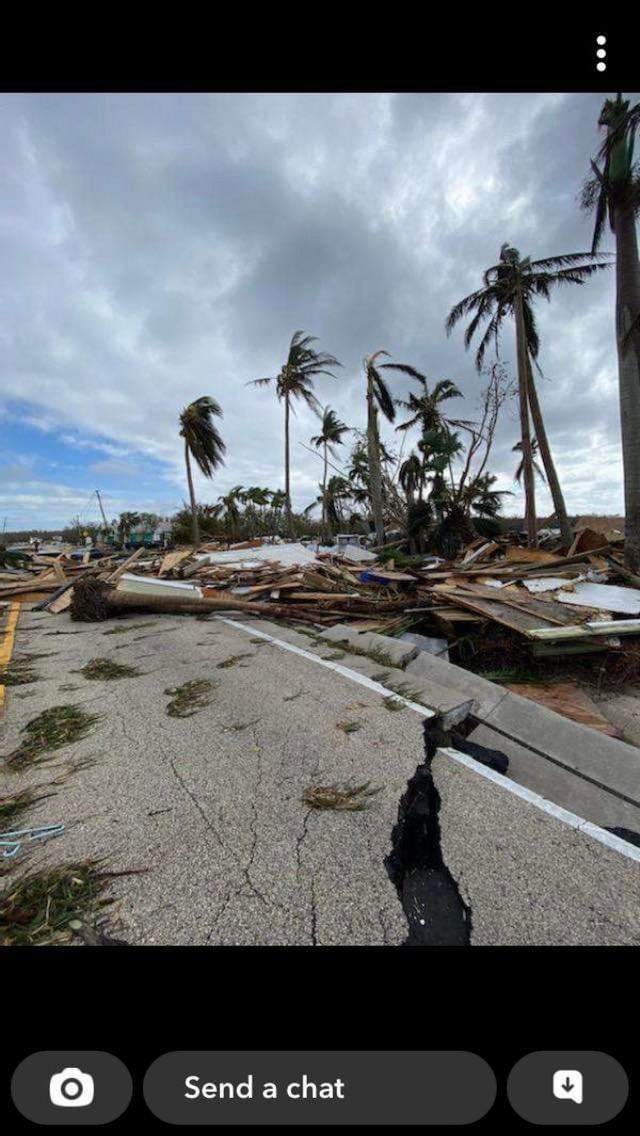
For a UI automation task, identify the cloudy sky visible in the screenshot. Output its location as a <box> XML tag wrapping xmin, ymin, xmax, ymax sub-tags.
<box><xmin>0</xmin><ymin>92</ymin><xmax>633</xmax><ymax>533</ymax></box>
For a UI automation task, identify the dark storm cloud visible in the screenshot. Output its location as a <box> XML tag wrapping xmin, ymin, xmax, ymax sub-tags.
<box><xmin>0</xmin><ymin>90</ymin><xmax>636</xmax><ymax>527</ymax></box>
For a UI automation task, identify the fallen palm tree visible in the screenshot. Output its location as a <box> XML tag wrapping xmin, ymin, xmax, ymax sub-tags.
<box><xmin>70</xmin><ymin>575</ymin><xmax>418</xmax><ymax>626</ymax></box>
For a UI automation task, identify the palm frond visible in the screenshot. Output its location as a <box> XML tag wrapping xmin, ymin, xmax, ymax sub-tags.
<box><xmin>445</xmin><ymin>287</ymin><xmax>488</xmax><ymax>333</ymax></box>
<box><xmin>179</xmin><ymin>396</ymin><xmax>226</xmax><ymax>478</ymax></box>
<box><xmin>528</xmin><ymin>251</ymin><xmax>610</xmax><ymax>270</ymax></box>
<box><xmin>522</xmin><ymin>300</ymin><xmax>540</xmax><ymax>358</ymax></box>
<box><xmin>549</xmin><ymin>263</ymin><xmax>612</xmax><ymax>284</ymax></box>
<box><xmin>379</xmin><ymin>363</ymin><xmax>427</xmax><ymax>382</ymax></box>
<box><xmin>372</xmin><ymin>370</ymin><xmax>396</xmax><ymax>422</ymax></box>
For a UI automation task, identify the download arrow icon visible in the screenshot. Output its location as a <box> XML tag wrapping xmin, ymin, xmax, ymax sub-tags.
<box><xmin>553</xmin><ymin>1070</ymin><xmax>583</xmax><ymax>1104</ymax></box>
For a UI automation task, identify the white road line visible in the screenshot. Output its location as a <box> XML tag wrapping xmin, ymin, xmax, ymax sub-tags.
<box><xmin>216</xmin><ymin>617</ymin><xmax>434</xmax><ymax>718</ymax></box>
<box><xmin>221</xmin><ymin>616</ymin><xmax>640</xmax><ymax>866</ymax></box>
<box><xmin>221</xmin><ymin>617</ymin><xmax>640</xmax><ymax>865</ymax></box>
<box><xmin>438</xmin><ymin>747</ymin><xmax>640</xmax><ymax>865</ymax></box>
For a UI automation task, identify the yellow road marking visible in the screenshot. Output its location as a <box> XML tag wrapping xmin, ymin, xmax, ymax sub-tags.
<box><xmin>0</xmin><ymin>601</ymin><xmax>20</xmax><ymax>713</ymax></box>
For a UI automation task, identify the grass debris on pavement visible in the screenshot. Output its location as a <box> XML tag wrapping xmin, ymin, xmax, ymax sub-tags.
<box><xmin>303</xmin><ymin>781</ymin><xmax>383</xmax><ymax>811</ymax></box>
<box><xmin>336</xmin><ymin>719</ymin><xmax>362</xmax><ymax>734</ymax></box>
<box><xmin>0</xmin><ymin>788</ymin><xmax>40</xmax><ymax>826</ymax></box>
<box><xmin>3</xmin><ymin>705</ymin><xmax>102</xmax><ymax>772</ymax></box>
<box><xmin>165</xmin><ymin>678</ymin><xmax>215</xmax><ymax>718</ymax></box>
<box><xmin>103</xmin><ymin>622</ymin><xmax>156</xmax><ymax>636</ymax></box>
<box><xmin>216</xmin><ymin>653</ymin><xmax>254</xmax><ymax>669</ymax></box>
<box><xmin>0</xmin><ymin>860</ymin><xmax>114</xmax><ymax>946</ymax></box>
<box><xmin>79</xmin><ymin>658</ymin><xmax>141</xmax><ymax>681</ymax></box>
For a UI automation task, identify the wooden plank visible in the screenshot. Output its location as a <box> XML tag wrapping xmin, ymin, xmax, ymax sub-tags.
<box><xmin>505</xmin><ymin>680</ymin><xmax>621</xmax><ymax>735</ymax></box>
<box><xmin>47</xmin><ymin>587</ymin><xmax>74</xmax><ymax>614</ymax></box>
<box><xmin>433</xmin><ymin>588</ymin><xmax>562</xmax><ymax>636</ymax></box>
<box><xmin>159</xmin><ymin>548</ymin><xmax>193</xmax><ymax>576</ymax></box>
<box><xmin>529</xmin><ymin>620</ymin><xmax>640</xmax><ymax>641</ymax></box>
<box><xmin>52</xmin><ymin>559</ymin><xmax>68</xmax><ymax>585</ymax></box>
<box><xmin>532</xmin><ymin>638</ymin><xmax>620</xmax><ymax>658</ymax></box>
<box><xmin>0</xmin><ymin>582</ymin><xmax>59</xmax><ymax>598</ymax></box>
<box><xmin>453</xmin><ymin>584</ymin><xmax>576</xmax><ymax>626</ymax></box>
<box><xmin>107</xmin><ymin>546</ymin><xmax>147</xmax><ymax>583</ymax></box>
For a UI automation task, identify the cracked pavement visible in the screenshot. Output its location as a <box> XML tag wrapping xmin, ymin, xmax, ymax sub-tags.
<box><xmin>0</xmin><ymin>608</ymin><xmax>425</xmax><ymax>945</ymax></box>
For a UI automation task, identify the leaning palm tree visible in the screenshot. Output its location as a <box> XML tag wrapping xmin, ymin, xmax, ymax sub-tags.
<box><xmin>446</xmin><ymin>244</ymin><xmax>610</xmax><ymax>548</ymax></box>
<box><xmin>179</xmin><ymin>397</ymin><xmax>226</xmax><ymax>548</ymax></box>
<box><xmin>250</xmin><ymin>331</ymin><xmax>341</xmax><ymax>540</ymax></box>
<box><xmin>513</xmin><ymin>438</ymin><xmax>546</xmax><ymax>486</ymax></box>
<box><xmin>310</xmin><ymin>406</ymin><xmax>350</xmax><ymax>541</ymax></box>
<box><xmin>363</xmin><ymin>352</ymin><xmax>425</xmax><ymax>545</ymax></box>
<box><xmin>582</xmin><ymin>93</ymin><xmax>640</xmax><ymax>571</ymax></box>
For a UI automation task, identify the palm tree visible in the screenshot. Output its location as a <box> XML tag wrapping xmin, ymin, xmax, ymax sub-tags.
<box><xmin>396</xmin><ymin>375</ymin><xmax>469</xmax><ymax>435</ymax></box>
<box><xmin>117</xmin><ymin>511</ymin><xmax>142</xmax><ymax>546</ymax></box>
<box><xmin>250</xmin><ymin>331</ymin><xmax>341</xmax><ymax>540</ymax></box>
<box><xmin>582</xmin><ymin>93</ymin><xmax>640</xmax><ymax>571</ymax></box>
<box><xmin>304</xmin><ymin>475</ymin><xmax>351</xmax><ymax>531</ymax></box>
<box><xmin>446</xmin><ymin>244</ymin><xmax>610</xmax><ymax>548</ymax></box>
<box><xmin>363</xmin><ymin>352</ymin><xmax>425</xmax><ymax>545</ymax></box>
<box><xmin>241</xmin><ymin>486</ymin><xmax>269</xmax><ymax>537</ymax></box>
<box><xmin>179</xmin><ymin>397</ymin><xmax>226</xmax><ymax>549</ymax></box>
<box><xmin>217</xmin><ymin>485</ymin><xmax>244</xmax><ymax>544</ymax></box>
<box><xmin>310</xmin><ymin>406</ymin><xmax>350</xmax><ymax>541</ymax></box>
<box><xmin>513</xmin><ymin>438</ymin><xmax>546</xmax><ymax>485</ymax></box>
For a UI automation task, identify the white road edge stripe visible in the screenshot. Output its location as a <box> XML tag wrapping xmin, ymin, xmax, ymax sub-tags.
<box><xmin>437</xmin><ymin>746</ymin><xmax>640</xmax><ymax>865</ymax></box>
<box><xmin>221</xmin><ymin>615</ymin><xmax>640</xmax><ymax>866</ymax></box>
<box><xmin>217</xmin><ymin>616</ymin><xmax>434</xmax><ymax>717</ymax></box>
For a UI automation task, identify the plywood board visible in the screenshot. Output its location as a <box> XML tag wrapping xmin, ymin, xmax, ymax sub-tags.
<box><xmin>505</xmin><ymin>680</ymin><xmax>621</xmax><ymax>736</ymax></box>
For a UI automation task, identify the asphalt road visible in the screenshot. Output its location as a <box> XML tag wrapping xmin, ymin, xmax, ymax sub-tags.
<box><xmin>0</xmin><ymin>607</ymin><xmax>424</xmax><ymax>945</ymax></box>
<box><xmin>1</xmin><ymin>605</ymin><xmax>638</xmax><ymax>945</ymax></box>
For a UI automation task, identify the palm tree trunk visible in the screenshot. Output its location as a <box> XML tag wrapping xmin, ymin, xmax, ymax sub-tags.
<box><xmin>514</xmin><ymin>290</ymin><xmax>538</xmax><ymax>546</ymax></box>
<box><xmin>525</xmin><ymin>355</ymin><xmax>573</xmax><ymax>549</ymax></box>
<box><xmin>284</xmin><ymin>394</ymin><xmax>294</xmax><ymax>541</ymax></box>
<box><xmin>184</xmin><ymin>442</ymin><xmax>199</xmax><ymax>549</ymax></box>
<box><xmin>406</xmin><ymin>486</ymin><xmax>417</xmax><ymax>555</ymax></box>
<box><xmin>367</xmin><ymin>381</ymin><xmax>385</xmax><ymax>545</ymax></box>
<box><xmin>321</xmin><ymin>443</ymin><xmax>328</xmax><ymax>543</ymax></box>
<box><xmin>614</xmin><ymin>202</ymin><xmax>640</xmax><ymax>572</ymax></box>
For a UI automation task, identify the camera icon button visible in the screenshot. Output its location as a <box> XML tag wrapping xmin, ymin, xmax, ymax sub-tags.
<box><xmin>12</xmin><ymin>1052</ymin><xmax>132</xmax><ymax>1125</ymax></box>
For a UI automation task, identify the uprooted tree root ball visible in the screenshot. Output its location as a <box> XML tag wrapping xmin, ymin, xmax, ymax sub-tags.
<box><xmin>70</xmin><ymin>576</ymin><xmax>114</xmax><ymax>622</ymax></box>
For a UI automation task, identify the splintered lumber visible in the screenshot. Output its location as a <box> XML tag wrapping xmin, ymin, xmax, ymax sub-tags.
<box><xmin>504</xmin><ymin>546</ymin><xmax>559</xmax><ymax>565</ymax></box>
<box><xmin>460</xmin><ymin>540</ymin><xmax>499</xmax><ymax>566</ymax></box>
<box><xmin>452</xmin><ymin>584</ymin><xmax>580</xmax><ymax>625</ymax></box>
<box><xmin>433</xmin><ymin>586</ymin><xmax>580</xmax><ymax>637</ymax></box>
<box><xmin>47</xmin><ymin>586</ymin><xmax>75</xmax><ymax>614</ymax></box>
<box><xmin>0</xmin><ymin>582</ymin><xmax>59</xmax><ymax>598</ymax></box>
<box><xmin>606</xmin><ymin>558</ymin><xmax>640</xmax><ymax>590</ymax></box>
<box><xmin>567</xmin><ymin>526</ymin><xmax>608</xmax><ymax>556</ymax></box>
<box><xmin>158</xmin><ymin>548</ymin><xmax>193</xmax><ymax>576</ymax></box>
<box><xmin>107</xmin><ymin>546</ymin><xmax>147</xmax><ymax>583</ymax></box>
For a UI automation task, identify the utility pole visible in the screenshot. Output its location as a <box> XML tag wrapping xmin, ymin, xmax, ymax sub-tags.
<box><xmin>95</xmin><ymin>489</ymin><xmax>109</xmax><ymax>529</ymax></box>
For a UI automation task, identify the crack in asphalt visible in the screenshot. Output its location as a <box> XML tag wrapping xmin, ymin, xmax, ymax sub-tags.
<box><xmin>169</xmin><ymin>756</ymin><xmax>226</xmax><ymax>853</ymax></box>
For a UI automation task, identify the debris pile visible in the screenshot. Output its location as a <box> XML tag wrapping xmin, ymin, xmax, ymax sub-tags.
<box><xmin>4</xmin><ymin>527</ymin><xmax>639</xmax><ymax>663</ymax></box>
